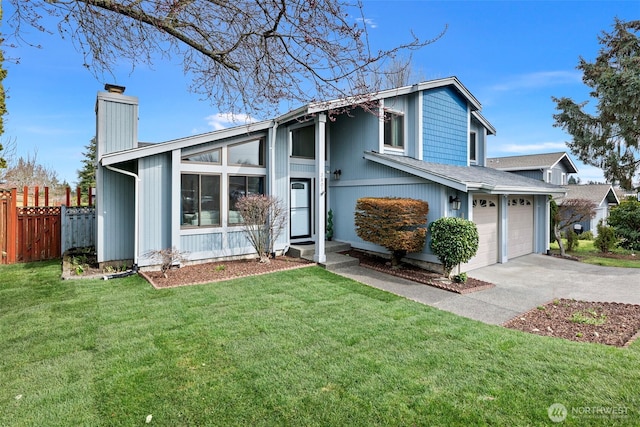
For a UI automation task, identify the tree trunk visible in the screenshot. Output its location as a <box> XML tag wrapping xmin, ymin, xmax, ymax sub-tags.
<box><xmin>554</xmin><ymin>225</ymin><xmax>566</xmax><ymax>257</ymax></box>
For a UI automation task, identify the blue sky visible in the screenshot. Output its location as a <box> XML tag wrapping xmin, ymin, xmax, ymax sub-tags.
<box><xmin>2</xmin><ymin>0</ymin><xmax>639</xmax><ymax>185</ymax></box>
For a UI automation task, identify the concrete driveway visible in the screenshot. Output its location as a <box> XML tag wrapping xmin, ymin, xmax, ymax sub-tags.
<box><xmin>334</xmin><ymin>254</ymin><xmax>640</xmax><ymax>325</ymax></box>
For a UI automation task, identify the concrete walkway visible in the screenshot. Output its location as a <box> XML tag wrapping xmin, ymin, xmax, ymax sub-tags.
<box><xmin>333</xmin><ymin>254</ymin><xmax>640</xmax><ymax>325</ymax></box>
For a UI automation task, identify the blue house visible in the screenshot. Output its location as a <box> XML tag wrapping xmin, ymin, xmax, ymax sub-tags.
<box><xmin>487</xmin><ymin>152</ymin><xmax>578</xmax><ymax>186</ymax></box>
<box><xmin>96</xmin><ymin>78</ymin><xmax>565</xmax><ymax>272</ymax></box>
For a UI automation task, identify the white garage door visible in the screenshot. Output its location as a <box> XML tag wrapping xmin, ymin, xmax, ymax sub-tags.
<box><xmin>464</xmin><ymin>195</ymin><xmax>499</xmax><ymax>271</ymax></box>
<box><xmin>507</xmin><ymin>196</ymin><xmax>534</xmax><ymax>259</ymax></box>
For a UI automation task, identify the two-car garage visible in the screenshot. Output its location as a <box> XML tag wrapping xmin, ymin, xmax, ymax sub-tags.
<box><xmin>464</xmin><ymin>194</ymin><xmax>535</xmax><ymax>271</ymax></box>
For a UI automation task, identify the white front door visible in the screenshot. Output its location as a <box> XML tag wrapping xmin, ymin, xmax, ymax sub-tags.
<box><xmin>291</xmin><ymin>179</ymin><xmax>311</xmax><ymax>239</ymax></box>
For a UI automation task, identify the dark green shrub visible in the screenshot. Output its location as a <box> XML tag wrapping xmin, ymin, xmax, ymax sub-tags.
<box><xmin>453</xmin><ymin>272</ymin><xmax>468</xmax><ymax>283</ymax></box>
<box><xmin>429</xmin><ymin>217</ymin><xmax>479</xmax><ymax>278</ymax></box>
<box><xmin>565</xmin><ymin>229</ymin><xmax>579</xmax><ymax>252</ymax></box>
<box><xmin>355</xmin><ymin>197</ymin><xmax>429</xmax><ymax>267</ymax></box>
<box><xmin>594</xmin><ymin>219</ymin><xmax>617</xmax><ymax>253</ymax></box>
<box><xmin>326</xmin><ymin>209</ymin><xmax>334</xmax><ymax>241</ymax></box>
<box><xmin>549</xmin><ymin>198</ymin><xmax>558</xmax><ymax>244</ymax></box>
<box><xmin>607</xmin><ymin>199</ymin><xmax>640</xmax><ymax>251</ymax></box>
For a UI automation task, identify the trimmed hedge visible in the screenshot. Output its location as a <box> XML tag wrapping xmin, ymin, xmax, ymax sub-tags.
<box><xmin>355</xmin><ymin>197</ymin><xmax>429</xmax><ymax>266</ymax></box>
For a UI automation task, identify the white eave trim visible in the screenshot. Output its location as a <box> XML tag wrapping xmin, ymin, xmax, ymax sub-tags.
<box><xmin>101</xmin><ymin>119</ymin><xmax>274</xmax><ymax>166</ymax></box>
<box><xmin>363</xmin><ymin>152</ymin><xmax>468</xmax><ymax>192</ymax></box>
<box><xmin>471</xmin><ymin>111</ymin><xmax>496</xmax><ymax>136</ymax></box>
<box><xmin>282</xmin><ymin>77</ymin><xmax>483</xmax><ymax>122</ymax></box>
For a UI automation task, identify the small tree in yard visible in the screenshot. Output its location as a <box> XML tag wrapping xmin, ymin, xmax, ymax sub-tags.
<box><xmin>552</xmin><ymin>198</ymin><xmax>597</xmax><ymax>257</ymax></box>
<box><xmin>594</xmin><ymin>219</ymin><xmax>617</xmax><ymax>253</ymax></box>
<box><xmin>355</xmin><ymin>197</ymin><xmax>429</xmax><ymax>267</ymax></box>
<box><xmin>429</xmin><ymin>217</ymin><xmax>479</xmax><ymax>279</ymax></box>
<box><xmin>236</xmin><ymin>194</ymin><xmax>286</xmax><ymax>263</ymax></box>
<box><xmin>607</xmin><ymin>198</ymin><xmax>640</xmax><ymax>252</ymax></box>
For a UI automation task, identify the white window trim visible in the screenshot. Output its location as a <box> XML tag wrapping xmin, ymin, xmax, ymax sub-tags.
<box><xmin>469</xmin><ymin>131</ymin><xmax>477</xmax><ymax>164</ymax></box>
<box><xmin>380</xmin><ymin>106</ymin><xmax>406</xmax><ymax>154</ymax></box>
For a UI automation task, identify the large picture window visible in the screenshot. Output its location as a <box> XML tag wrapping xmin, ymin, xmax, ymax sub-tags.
<box><xmin>384</xmin><ymin>111</ymin><xmax>404</xmax><ymax>149</ymax></box>
<box><xmin>181</xmin><ymin>174</ymin><xmax>221</xmax><ymax>227</ymax></box>
<box><xmin>228</xmin><ymin>175</ymin><xmax>265</xmax><ymax>224</ymax></box>
<box><xmin>291</xmin><ymin>125</ymin><xmax>315</xmax><ymax>159</ymax></box>
<box><xmin>228</xmin><ymin>139</ymin><xmax>265</xmax><ymax>166</ymax></box>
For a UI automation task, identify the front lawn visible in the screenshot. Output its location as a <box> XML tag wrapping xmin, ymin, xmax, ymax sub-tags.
<box><xmin>1</xmin><ymin>261</ymin><xmax>639</xmax><ymax>426</ymax></box>
<box><xmin>550</xmin><ymin>239</ymin><xmax>640</xmax><ymax>268</ymax></box>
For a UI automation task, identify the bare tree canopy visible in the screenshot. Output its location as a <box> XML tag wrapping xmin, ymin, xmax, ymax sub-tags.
<box><xmin>7</xmin><ymin>0</ymin><xmax>444</xmax><ymax>116</ymax></box>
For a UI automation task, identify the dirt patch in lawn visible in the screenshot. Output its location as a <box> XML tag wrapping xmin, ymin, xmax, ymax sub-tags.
<box><xmin>504</xmin><ymin>299</ymin><xmax>640</xmax><ymax>348</ymax></box>
<box><xmin>140</xmin><ymin>256</ymin><xmax>314</xmax><ymax>288</ymax></box>
<box><xmin>340</xmin><ymin>249</ymin><xmax>495</xmax><ymax>294</ymax></box>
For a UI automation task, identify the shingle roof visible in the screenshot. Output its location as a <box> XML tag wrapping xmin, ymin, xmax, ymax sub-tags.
<box><xmin>557</xmin><ymin>184</ymin><xmax>619</xmax><ymax>206</ymax></box>
<box><xmin>364</xmin><ymin>152</ymin><xmax>566</xmax><ymax>195</ymax></box>
<box><xmin>487</xmin><ymin>152</ymin><xmax>578</xmax><ymax>173</ymax></box>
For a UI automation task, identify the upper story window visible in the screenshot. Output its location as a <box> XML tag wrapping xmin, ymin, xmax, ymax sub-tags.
<box><xmin>561</xmin><ymin>173</ymin><xmax>567</xmax><ymax>185</ymax></box>
<box><xmin>469</xmin><ymin>132</ymin><xmax>477</xmax><ymax>163</ymax></box>
<box><xmin>384</xmin><ymin>111</ymin><xmax>404</xmax><ymax>149</ymax></box>
<box><xmin>228</xmin><ymin>139</ymin><xmax>265</xmax><ymax>166</ymax></box>
<box><xmin>546</xmin><ymin>170</ymin><xmax>552</xmax><ymax>183</ymax></box>
<box><xmin>182</xmin><ymin>148</ymin><xmax>221</xmax><ymax>164</ymax></box>
<box><xmin>291</xmin><ymin>125</ymin><xmax>315</xmax><ymax>159</ymax></box>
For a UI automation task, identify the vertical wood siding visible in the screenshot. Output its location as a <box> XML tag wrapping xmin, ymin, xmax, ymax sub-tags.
<box><xmin>423</xmin><ymin>88</ymin><xmax>468</xmax><ymax>166</ymax></box>
<box><xmin>99</xmin><ymin>167</ymin><xmax>135</xmax><ymax>263</ymax></box>
<box><xmin>139</xmin><ymin>153</ymin><xmax>172</xmax><ymax>263</ymax></box>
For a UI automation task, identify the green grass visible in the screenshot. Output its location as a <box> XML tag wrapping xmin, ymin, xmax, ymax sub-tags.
<box><xmin>551</xmin><ymin>239</ymin><xmax>640</xmax><ymax>268</ymax></box>
<box><xmin>1</xmin><ymin>261</ymin><xmax>639</xmax><ymax>426</ymax></box>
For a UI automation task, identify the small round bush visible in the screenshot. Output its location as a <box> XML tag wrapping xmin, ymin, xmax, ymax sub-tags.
<box><xmin>565</xmin><ymin>229</ymin><xmax>579</xmax><ymax>252</ymax></box>
<box><xmin>429</xmin><ymin>217</ymin><xmax>479</xmax><ymax>278</ymax></box>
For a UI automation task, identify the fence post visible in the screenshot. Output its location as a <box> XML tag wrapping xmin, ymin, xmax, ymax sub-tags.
<box><xmin>7</xmin><ymin>188</ymin><xmax>17</xmax><ymax>263</ymax></box>
<box><xmin>76</xmin><ymin>187</ymin><xmax>81</xmax><ymax>207</ymax></box>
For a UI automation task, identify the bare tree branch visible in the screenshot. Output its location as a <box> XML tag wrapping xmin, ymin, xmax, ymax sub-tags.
<box><xmin>7</xmin><ymin>0</ymin><xmax>445</xmax><ymax>116</ymax></box>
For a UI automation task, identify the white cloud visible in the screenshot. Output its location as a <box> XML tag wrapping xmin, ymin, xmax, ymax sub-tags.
<box><xmin>205</xmin><ymin>112</ymin><xmax>256</xmax><ymax>131</ymax></box>
<box><xmin>491</xmin><ymin>71</ymin><xmax>582</xmax><ymax>92</ymax></box>
<box><xmin>500</xmin><ymin>141</ymin><xmax>568</xmax><ymax>153</ymax></box>
<box><xmin>356</xmin><ymin>17</ymin><xmax>377</xmax><ymax>29</ymax></box>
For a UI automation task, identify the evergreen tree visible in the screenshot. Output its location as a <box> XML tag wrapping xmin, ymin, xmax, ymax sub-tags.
<box><xmin>77</xmin><ymin>137</ymin><xmax>97</xmax><ymax>194</ymax></box>
<box><xmin>553</xmin><ymin>19</ymin><xmax>640</xmax><ymax>190</ymax></box>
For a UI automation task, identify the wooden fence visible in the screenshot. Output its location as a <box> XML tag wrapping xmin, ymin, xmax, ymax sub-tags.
<box><xmin>0</xmin><ymin>186</ymin><xmax>96</xmax><ymax>264</ymax></box>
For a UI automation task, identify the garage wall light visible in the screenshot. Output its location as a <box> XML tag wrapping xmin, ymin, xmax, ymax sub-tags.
<box><xmin>449</xmin><ymin>195</ymin><xmax>461</xmax><ymax>211</ymax></box>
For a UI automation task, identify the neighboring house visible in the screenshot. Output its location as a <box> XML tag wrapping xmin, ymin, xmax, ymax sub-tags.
<box><xmin>487</xmin><ymin>152</ymin><xmax>578</xmax><ymax>185</ymax></box>
<box><xmin>95</xmin><ymin>77</ymin><xmax>565</xmax><ymax>273</ymax></box>
<box><xmin>557</xmin><ymin>184</ymin><xmax>619</xmax><ymax>236</ymax></box>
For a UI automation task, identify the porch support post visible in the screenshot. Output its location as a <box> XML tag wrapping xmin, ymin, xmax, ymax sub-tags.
<box><xmin>314</xmin><ymin>113</ymin><xmax>327</xmax><ymax>264</ymax></box>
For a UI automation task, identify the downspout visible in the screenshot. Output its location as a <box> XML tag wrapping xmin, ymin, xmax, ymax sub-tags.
<box><xmin>105</xmin><ymin>165</ymin><xmax>140</xmax><ymax>270</ymax></box>
<box><xmin>269</xmin><ymin>119</ymin><xmax>279</xmax><ymax>256</ymax></box>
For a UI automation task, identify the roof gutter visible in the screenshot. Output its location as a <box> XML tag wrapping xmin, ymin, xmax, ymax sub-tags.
<box><xmin>105</xmin><ymin>165</ymin><xmax>140</xmax><ymax>269</ymax></box>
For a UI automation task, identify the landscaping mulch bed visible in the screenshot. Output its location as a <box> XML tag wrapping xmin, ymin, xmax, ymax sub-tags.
<box><xmin>340</xmin><ymin>249</ymin><xmax>495</xmax><ymax>294</ymax></box>
<box><xmin>140</xmin><ymin>256</ymin><xmax>314</xmax><ymax>288</ymax></box>
<box><xmin>504</xmin><ymin>298</ymin><xmax>640</xmax><ymax>347</ymax></box>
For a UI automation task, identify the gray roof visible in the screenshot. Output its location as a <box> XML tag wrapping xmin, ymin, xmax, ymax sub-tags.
<box><xmin>487</xmin><ymin>152</ymin><xmax>578</xmax><ymax>174</ymax></box>
<box><xmin>558</xmin><ymin>184</ymin><xmax>619</xmax><ymax>206</ymax></box>
<box><xmin>364</xmin><ymin>152</ymin><xmax>566</xmax><ymax>195</ymax></box>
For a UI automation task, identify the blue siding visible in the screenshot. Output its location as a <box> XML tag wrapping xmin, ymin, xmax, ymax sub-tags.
<box><xmin>423</xmin><ymin>88</ymin><xmax>468</xmax><ymax>165</ymax></box>
<box><xmin>330</xmin><ymin>180</ymin><xmax>442</xmax><ymax>261</ymax></box>
<box><xmin>328</xmin><ymin>108</ymin><xmax>384</xmax><ymax>181</ymax></box>
<box><xmin>139</xmin><ymin>153</ymin><xmax>172</xmax><ymax>264</ymax></box>
<box><xmin>98</xmin><ymin>166</ymin><xmax>135</xmax><ymax>262</ymax></box>
<box><xmin>512</xmin><ymin>170</ymin><xmax>543</xmax><ymax>181</ymax></box>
